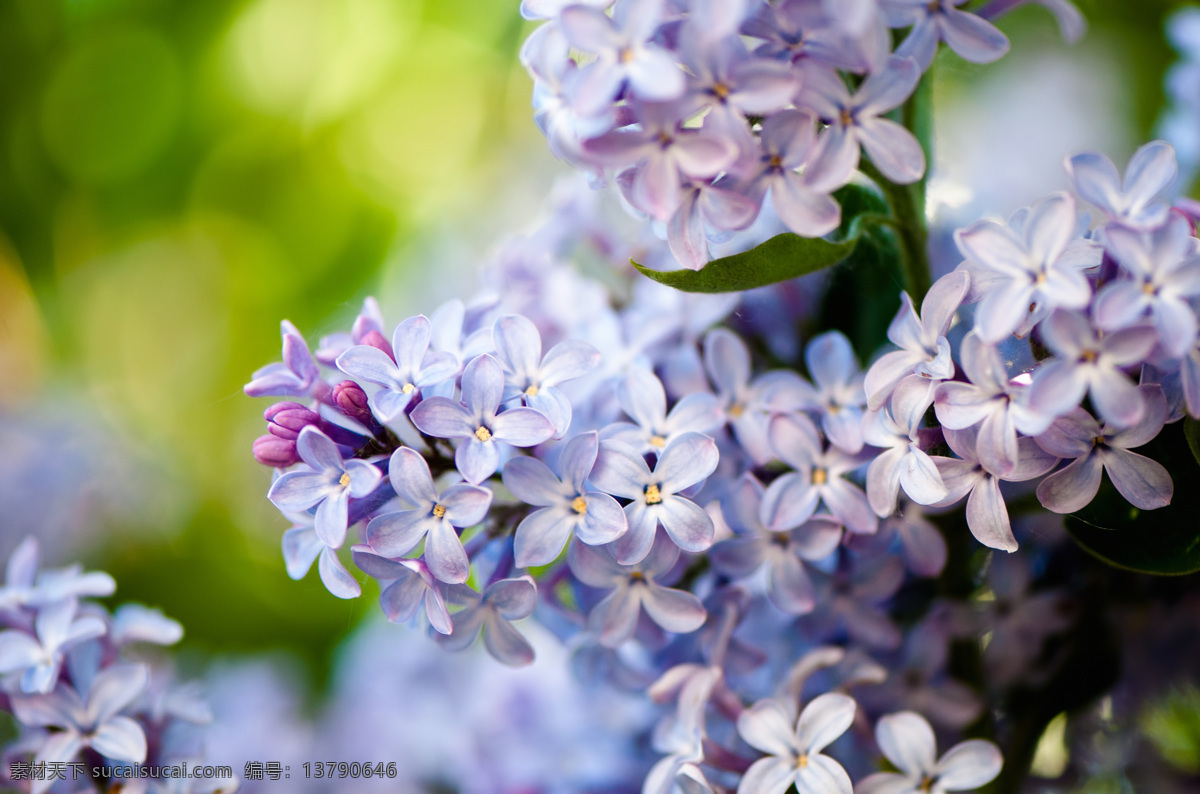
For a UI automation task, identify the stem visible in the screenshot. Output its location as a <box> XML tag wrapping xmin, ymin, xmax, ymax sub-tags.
<box><xmin>859</xmin><ymin>158</ymin><xmax>932</xmax><ymax>304</ymax></box>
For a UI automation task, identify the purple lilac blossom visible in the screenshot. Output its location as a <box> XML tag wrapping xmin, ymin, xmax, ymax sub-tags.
<box><xmin>244</xmin><ymin>321</ymin><xmax>326</xmax><ymax>400</ymax></box>
<box><xmin>603</xmin><ymin>366</ymin><xmax>722</xmax><ymax>456</ymax></box>
<box><xmin>0</xmin><ymin>598</ymin><xmax>106</xmax><ymax>694</ymax></box>
<box><xmin>740</xmin><ymin>110</ymin><xmax>841</xmax><ymax>238</ymax></box>
<box><xmin>1065</xmin><ymin>140</ymin><xmax>1177</xmax><ymax>230</ymax></box>
<box><xmin>857</xmin><ymin>711</ymin><xmax>1002</xmax><ymax>794</ymax></box>
<box><xmin>434</xmin><ymin>576</ymin><xmax>538</xmax><ymax>667</ymax></box>
<box><xmin>800</xmin><ymin>330</ymin><xmax>869</xmax><ymax>453</ymax></box>
<box><xmin>280</xmin><ymin>509</ymin><xmax>363</xmax><ymax>599</ymax></box>
<box><xmin>351</xmin><ymin>547</ymin><xmax>453</xmax><ymax>634</ymax></box>
<box><xmin>735</xmin><ymin>693</ymin><xmax>856</xmax><ymax>794</ymax></box>
<box><xmin>410</xmin><ymin>354</ymin><xmax>556</xmax><ymax>485</ymax></box>
<box><xmin>502</xmin><ymin>431</ymin><xmax>627</xmax><ymax>568</ymax></box>
<box><xmin>884</xmin><ymin>0</ymin><xmax>1010</xmax><ymax>69</ymax></box>
<box><xmin>0</xmin><ymin>538</ymin><xmax>115</xmax><ymax>612</ymax></box>
<box><xmin>863</xmin><ymin>379</ymin><xmax>949</xmax><ymax>517</ymax></box>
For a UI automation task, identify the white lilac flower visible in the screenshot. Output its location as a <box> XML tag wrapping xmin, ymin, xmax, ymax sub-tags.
<box><xmin>863</xmin><ymin>378</ymin><xmax>949</xmax><ymax>517</ymax></box>
<box><xmin>0</xmin><ymin>537</ymin><xmax>115</xmax><ymax>612</ymax></box>
<box><xmin>1094</xmin><ymin>213</ymin><xmax>1200</xmax><ymax>357</ymax></box>
<box><xmin>1027</xmin><ymin>309</ymin><xmax>1157</xmax><ymax>429</ymax></box>
<box><xmin>761</xmin><ymin>413</ymin><xmax>877</xmax><ymax>534</ymax></box>
<box><xmin>931</xmin><ymin>426</ymin><xmax>1057</xmax><ymax>552</ymax></box>
<box><xmin>410</xmin><ymin>353</ymin><xmax>557</xmax><ymax>485</ymax></box>
<box><xmin>568</xmin><ymin>534</ymin><xmax>707</xmax><ymax>648</ymax></box>
<box><xmin>591</xmin><ymin>432</ymin><xmax>719</xmax><ymax>564</ymax></box>
<box><xmin>1064</xmin><ymin>140</ymin><xmax>1177</xmax><ymax>230</ymax></box>
<box><xmin>857</xmin><ymin>711</ymin><xmax>1002</xmax><ymax>794</ymax></box>
<box><xmin>955</xmin><ymin>192</ymin><xmax>1100</xmax><ymax>343</ymax></box>
<box><xmin>351</xmin><ymin>547</ymin><xmax>452</xmax><ymax>634</ymax></box>
<box><xmin>12</xmin><ymin>664</ymin><xmax>149</xmax><ymax>794</ymax></box>
<box><xmin>711</xmin><ymin>474</ymin><xmax>844</xmax><ymax>615</ymax></box>
<box><xmin>365</xmin><ymin>447</ymin><xmax>493</xmax><ymax>584</ymax></box>
<box><xmin>492</xmin><ymin>314</ymin><xmax>601</xmax><ymax>437</ymax></box>
<box><xmin>934</xmin><ymin>332</ymin><xmax>1053</xmax><ymax>477</ymax></box>
<box><xmin>800</xmin><ymin>330</ymin><xmax>870</xmax><ymax>454</ymax></box>
<box><xmin>109</xmin><ymin>604</ymin><xmax>184</xmax><ymax>647</ymax></box>
<box><xmin>559</xmin><ymin>0</ymin><xmax>685</xmax><ymax>116</ymax></box>
<box><xmin>865</xmin><ymin>270</ymin><xmax>970</xmax><ymax>412</ymax></box>
<box><xmin>243</xmin><ymin>320</ymin><xmax>326</xmax><ymax>400</ymax></box>
<box><xmin>281</xmin><ymin>507</ymin><xmax>363</xmax><ymax>599</ymax></box>
<box><xmin>503</xmin><ymin>431</ymin><xmax>627</xmax><ymax>568</ymax></box>
<box><xmin>434</xmin><ymin>576</ymin><xmax>538</xmax><ymax>667</ymax></box>
<box><xmin>335</xmin><ymin>315</ymin><xmax>460</xmax><ymax>423</ymax></box>
<box><xmin>884</xmin><ymin>0</ymin><xmax>1009</xmax><ymax>69</ymax></box>
<box><xmin>703</xmin><ymin>328</ymin><xmax>813</xmax><ymax>464</ymax></box>
<box><xmin>266</xmin><ymin>426</ymin><xmax>384</xmax><ymax>550</ymax></box>
<box><xmin>0</xmin><ymin>598</ymin><xmax>106</xmax><ymax>694</ymax></box>
<box><xmin>1034</xmin><ymin>386</ymin><xmax>1173</xmax><ymax>514</ymax></box>
<box><xmin>740</xmin><ymin>110</ymin><xmax>842</xmax><ymax>238</ymax></box>
<box><xmin>603</xmin><ymin>367</ymin><xmax>723</xmax><ymax>457</ymax></box>
<box><xmin>645</xmin><ymin>664</ymin><xmax>722</xmax><ymax>794</ymax></box>
<box><xmin>735</xmin><ymin>692</ymin><xmax>857</xmax><ymax>794</ymax></box>
<box><xmin>802</xmin><ymin>56</ymin><xmax>925</xmax><ymax>191</ymax></box>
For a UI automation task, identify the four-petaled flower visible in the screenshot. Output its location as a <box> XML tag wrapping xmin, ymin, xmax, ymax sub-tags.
<box><xmin>735</xmin><ymin>692</ymin><xmax>857</xmax><ymax>794</ymax></box>
<box><xmin>434</xmin><ymin>576</ymin><xmax>539</xmax><ymax>667</ymax></box>
<box><xmin>857</xmin><ymin>711</ymin><xmax>1003</xmax><ymax>794</ymax></box>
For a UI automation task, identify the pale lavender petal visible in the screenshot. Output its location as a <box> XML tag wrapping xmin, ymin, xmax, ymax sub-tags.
<box><xmin>484</xmin><ymin>616</ymin><xmax>535</xmax><ymax>666</ymax></box>
<box><xmin>579</xmin><ymin>491</ymin><xmax>628</xmax><ymax>545</ymax></box>
<box><xmin>1036</xmin><ymin>452</ymin><xmax>1103</xmax><ymax>513</ymax></box>
<box><xmin>769</xmin><ymin>412</ymin><xmax>822</xmax><ymax>469</ymax></box>
<box><xmin>541</xmin><ymin>339</ymin><xmax>601</xmax><ymax>386</ymax></box>
<box><xmin>634</xmin><ymin>154</ymin><xmax>684</xmax><ymax>220</ymax></box>
<box><xmin>1123</xmin><ymin>140</ymin><xmax>1177</xmax><ymax>209</ymax></box>
<box><xmin>295</xmin><ymin>426</ymin><xmax>342</xmax><ymax>473</ymax></box>
<box><xmin>657</xmin><ymin>496</ymin><xmax>715</xmax><ymax>552</ymax></box>
<box><xmin>314</xmin><ymin>490</ymin><xmax>349</xmax><ymax>548</ymax></box>
<box><xmin>673</xmin><ymin>133</ymin><xmax>738</xmax><ymax>177</ymax></box>
<box><xmin>88</xmin><ymin>664</ymin><xmax>148</xmax><ymax>724</ymax></box>
<box><xmin>704</xmin><ymin>327</ymin><xmax>751</xmax><ymax>397</ymax></box>
<box><xmin>558</xmin><ymin>5</ymin><xmax>621</xmax><ymax>53</ymax></box>
<box><xmin>410</xmin><ymin>397</ymin><xmax>475</xmax><ymax>438</ymax></box>
<box><xmin>1093</xmin><ymin>280</ymin><xmax>1150</xmax><ymax>330</ymax></box>
<box><xmin>566</xmin><ymin>538</ymin><xmax>623</xmax><ymax>588</ymax></box>
<box><xmin>736</xmin><ymin>756</ymin><xmax>796</xmax><ymax>794</ymax></box>
<box><xmin>615</xmin><ymin>502</ymin><xmax>659</xmax><ymax>565</ymax></box>
<box><xmin>425</xmin><ymin>520</ymin><xmax>470</xmax><ymax>584</ymax></box>
<box><xmin>1034</xmin><ymin>408</ymin><xmax>1097</xmax><ymax>457</ymax></box>
<box><xmin>343</xmin><ymin>459</ymin><xmax>382</xmax><ymax>498</ymax></box>
<box><xmin>627</xmin><ymin>47</ymin><xmax>686</xmax><ymax>102</ymax></box>
<box><xmin>436</xmin><ymin>605</ymin><xmax>486</xmax><ymax>652</ymax></box>
<box><xmin>493</xmin><ymin>315</ymin><xmax>542</xmax><ymax>378</ymax></box>
<box><xmin>795</xmin><ymin>692</ymin><xmax>856</xmax><ymax>754</ymax></box>
<box><xmin>805</xmin><ymin>125</ymin><xmax>859</xmax><ymax>193</ymax></box>
<box><xmin>1103</xmin><ymin>449</ymin><xmax>1172</xmax><ymax>509</ymax></box>
<box><xmin>592</xmin><ymin>441</ymin><xmax>653</xmax><ymax>499</ymax></box>
<box><xmin>0</xmin><ymin>632</ymin><xmax>42</xmax><ymax>673</ymax></box>
<box><xmin>336</xmin><ymin>345</ymin><xmax>400</xmax><ymax>386</ymax></box>
<box><xmin>642</xmin><ymin>583</ymin><xmax>707</xmax><ymax>634</ymax></box>
<box><xmin>858</xmin><ymin>57</ymin><xmax>921</xmax><ymax>115</ymax></box>
<box><xmin>391</xmin><ymin>315</ymin><xmax>432</xmax><ymax>374</ymax></box>
<box><xmin>939</xmin><ymin>8</ymin><xmax>1010</xmax><ymax>62</ymax></box>
<box><xmin>1028</xmin><ymin>359</ymin><xmax>1089</xmax><ymax>421</ymax></box>
<box><xmin>769</xmin><ymin>552</ymin><xmax>816</xmax><ymax>614</ymax></box>
<box><xmin>514</xmin><ymin>507</ymin><xmax>576</xmax><ymax>568</ymax></box>
<box><xmin>456</xmin><ymin>437</ymin><xmax>501</xmax><ymax>485</ymax></box>
<box><xmin>857</xmin><ymin>117</ymin><xmax>925</xmax><ymax>184</ymax></box>
<box><xmin>760</xmin><ymin>472</ymin><xmax>820</xmax><ymax>531</ymax></box>
<box><xmin>1066</xmin><ymin>151</ymin><xmax>1121</xmax><ymax>213</ymax></box>
<box><xmin>1110</xmin><ymin>386</ymin><xmax>1168</xmax><ymax>448</ymax></box>
<box><xmin>366</xmin><ymin>510</ymin><xmax>435</xmax><ymax>558</ymax></box>
<box><xmin>502</xmin><ymin>455</ymin><xmax>564</xmax><ymax>506</ymax></box>
<box><xmin>388</xmin><ymin>448</ymin><xmax>439</xmax><ymax>507</ymax></box>
<box><xmin>711</xmin><ymin>537</ymin><xmax>767</xmax><ymax>578</ymax></box>
<box><xmin>794</xmin><ymin>753</ymin><xmax>853</xmax><ymax>794</ymax></box>
<box><xmin>737</xmin><ymin>699</ymin><xmax>800</xmax><ymax>757</ymax></box>
<box><xmin>656</xmin><ymin>432</ymin><xmax>720</xmax><ymax>493</ymax></box>
<box><xmin>866</xmin><ymin>350</ymin><xmax>922</xmax><ymax>411</ymax></box>
<box><xmin>90</xmin><ymin>715</ymin><xmax>147</xmax><ymax>763</ymax></box>
<box><xmin>854</xmin><ymin>773</ymin><xmax>917</xmax><ymax>794</ymax></box>
<box><xmin>267</xmin><ymin>470</ymin><xmax>329</xmax><ymax>512</ymax></box>
<box><xmin>620</xmin><ymin>367</ymin><xmax>668</xmax><ymax>430</ymax></box>
<box><xmin>933</xmin><ymin>740</ymin><xmax>1003</xmax><ymax>789</ymax></box>
<box><xmin>462</xmin><ymin>354</ymin><xmax>505</xmax><ymax>417</ymax></box>
<box><xmin>559</xmin><ymin>431</ymin><xmax>600</xmax><ymax>493</ymax></box>
<box><xmin>974</xmin><ymin>278</ymin><xmax>1035</xmax><ymax>343</ymax></box>
<box><xmin>773</xmin><ymin>173</ymin><xmax>841</xmax><ymax>236</ymax></box>
<box><xmin>1089</xmin><ymin>367</ymin><xmax>1145</xmax><ymax>429</ymax></box>
<box><xmin>486</xmin><ymin>576</ymin><xmax>538</xmax><ymax>619</ymax></box>
<box><xmin>867</xmin><ymin>446</ymin><xmax>905</xmax><ymax>518</ymax></box>
<box><xmin>900</xmin><ymin>448</ymin><xmax>950</xmax><ymax>506</ymax></box>
<box><xmin>976</xmin><ymin>407</ymin><xmax>1018</xmax><ymax>477</ymax></box>
<box><xmin>590</xmin><ymin>586</ymin><xmax>642</xmax><ymax>647</ymax></box>
<box><xmin>318</xmin><ymin>546</ymin><xmax>362</xmax><ymax>599</ymax></box>
<box><xmin>966</xmin><ymin>476</ymin><xmax>1017</xmax><ymax>552</ymax></box>
<box><xmin>822</xmin><ymin>478</ymin><xmax>878</xmax><ymax>534</ymax></box>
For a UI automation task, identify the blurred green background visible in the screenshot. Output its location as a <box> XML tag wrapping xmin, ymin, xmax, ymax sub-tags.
<box><xmin>0</xmin><ymin>0</ymin><xmax>1190</xmax><ymax>699</ymax></box>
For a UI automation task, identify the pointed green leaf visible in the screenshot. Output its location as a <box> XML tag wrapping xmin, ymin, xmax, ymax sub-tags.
<box><xmin>632</xmin><ymin>233</ymin><xmax>857</xmax><ymax>294</ymax></box>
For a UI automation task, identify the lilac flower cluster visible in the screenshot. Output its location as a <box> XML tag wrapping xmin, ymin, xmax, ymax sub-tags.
<box><xmin>520</xmin><ymin>0</ymin><xmax>1080</xmax><ymax>270</ymax></box>
<box><xmin>0</xmin><ymin>538</ymin><xmax>236</xmax><ymax>794</ymax></box>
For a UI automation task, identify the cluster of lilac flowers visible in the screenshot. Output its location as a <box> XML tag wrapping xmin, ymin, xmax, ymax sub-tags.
<box><xmin>520</xmin><ymin>0</ymin><xmax>1081</xmax><ymax>269</ymax></box>
<box><xmin>0</xmin><ymin>538</ymin><xmax>236</xmax><ymax>794</ymax></box>
<box><xmin>238</xmin><ymin>1</ymin><xmax>1200</xmax><ymax>791</ymax></box>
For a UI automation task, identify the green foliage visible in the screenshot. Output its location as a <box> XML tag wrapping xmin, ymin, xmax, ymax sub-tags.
<box><xmin>1064</xmin><ymin>422</ymin><xmax>1200</xmax><ymax>576</ymax></box>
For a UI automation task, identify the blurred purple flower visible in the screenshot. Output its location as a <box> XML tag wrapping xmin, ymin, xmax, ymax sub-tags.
<box><xmin>244</xmin><ymin>320</ymin><xmax>327</xmax><ymax>400</ymax></box>
<box><xmin>434</xmin><ymin>576</ymin><xmax>538</xmax><ymax>667</ymax></box>
<box><xmin>352</xmin><ymin>547</ymin><xmax>453</xmax><ymax>634</ymax></box>
<box><xmin>1065</xmin><ymin>140</ymin><xmax>1177</xmax><ymax>230</ymax></box>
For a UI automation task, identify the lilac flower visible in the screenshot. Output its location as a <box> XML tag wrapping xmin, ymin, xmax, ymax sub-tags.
<box><xmin>845</xmin><ymin>502</ymin><xmax>948</xmax><ymax>577</ymax></box>
<box><xmin>568</xmin><ymin>535</ymin><xmax>707</xmax><ymax>648</ymax></box>
<box><xmin>735</xmin><ymin>693</ymin><xmax>856</xmax><ymax>794</ymax></box>
<box><xmin>492</xmin><ymin>314</ymin><xmax>601</xmax><ymax>436</ymax></box>
<box><xmin>280</xmin><ymin>509</ymin><xmax>363</xmax><ymax>599</ymax></box>
<box><xmin>863</xmin><ymin>379</ymin><xmax>949</xmax><ymax>517</ymax></box>
<box><xmin>884</xmin><ymin>0</ymin><xmax>1010</xmax><ymax>69</ymax></box>
<box><xmin>335</xmin><ymin>315</ymin><xmax>460</xmax><ymax>422</ymax></box>
<box><xmin>0</xmin><ymin>598</ymin><xmax>106</xmax><ymax>693</ymax></box>
<box><xmin>1065</xmin><ymin>140</ymin><xmax>1177</xmax><ymax>230</ymax></box>
<box><xmin>803</xmin><ymin>554</ymin><xmax>904</xmax><ymax>649</ymax></box>
<box><xmin>0</xmin><ymin>538</ymin><xmax>115</xmax><ymax>611</ymax></box>
<box><xmin>12</xmin><ymin>664</ymin><xmax>149</xmax><ymax>791</ymax></box>
<box><xmin>802</xmin><ymin>56</ymin><xmax>925</xmax><ymax>190</ymax></box>
<box><xmin>244</xmin><ymin>320</ymin><xmax>326</xmax><ymax>400</ymax></box>
<box><xmin>520</xmin><ymin>0</ymin><xmax>610</xmax><ymax>21</ymax></box>
<box><xmin>365</xmin><ymin>447</ymin><xmax>493</xmax><ymax>584</ymax></box>
<box><xmin>1027</xmin><ymin>310</ymin><xmax>1157</xmax><ymax>428</ymax></box>
<box><xmin>741</xmin><ymin>110</ymin><xmax>841</xmax><ymax>238</ymax></box>
<box><xmin>410</xmin><ymin>354</ymin><xmax>556</xmax><ymax>485</ymax></box>
<box><xmin>865</xmin><ymin>271</ymin><xmax>970</xmax><ymax>411</ymax></box>
<box><xmin>315</xmin><ymin>296</ymin><xmax>385</xmax><ymax>365</ymax></box>
<box><xmin>434</xmin><ymin>576</ymin><xmax>538</xmax><ymax>667</ymax></box>
<box><xmin>587</xmin><ymin>101</ymin><xmax>739</xmax><ymax>221</ymax></box>
<box><xmin>801</xmin><ymin>330</ymin><xmax>869</xmax><ymax>453</ymax></box>
<box><xmin>503</xmin><ymin>432</ymin><xmax>627</xmax><ymax>568</ymax></box>
<box><xmin>266</xmin><ymin>426</ymin><xmax>383</xmax><ymax>549</ymax></box>
<box><xmin>934</xmin><ymin>332</ymin><xmax>1053</xmax><ymax>477</ymax></box>
<box><xmin>931</xmin><ymin>426</ymin><xmax>1057</xmax><ymax>552</ymax></box>
<box><xmin>710</xmin><ymin>474</ymin><xmax>843</xmax><ymax>615</ymax></box>
<box><xmin>1035</xmin><ymin>387</ymin><xmax>1172</xmax><ymax>514</ymax></box>
<box><xmin>668</xmin><ymin>177</ymin><xmax>761</xmax><ymax>270</ymax></box>
<box><xmin>603</xmin><ymin>366</ymin><xmax>722</xmax><ymax>455</ymax></box>
<box><xmin>955</xmin><ymin>193</ymin><xmax>1099</xmax><ymax>343</ymax></box>
<box><xmin>979</xmin><ymin>553</ymin><xmax>1077</xmax><ymax>686</ymax></box>
<box><xmin>703</xmin><ymin>328</ymin><xmax>813</xmax><ymax>464</ymax></box>
<box><xmin>1094</xmin><ymin>214</ymin><xmax>1200</xmax><ymax>356</ymax></box>
<box><xmin>109</xmin><ymin>604</ymin><xmax>184</xmax><ymax>647</ymax></box>
<box><xmin>857</xmin><ymin>711</ymin><xmax>1002</xmax><ymax>794</ymax></box>
<box><xmin>351</xmin><ymin>546</ymin><xmax>452</xmax><ymax>634</ymax></box>
<box><xmin>590</xmin><ymin>432</ymin><xmax>719</xmax><ymax>564</ymax></box>
<box><xmin>760</xmin><ymin>413</ymin><xmax>877</xmax><ymax>535</ymax></box>
<box><xmin>559</xmin><ymin>0</ymin><xmax>685</xmax><ymax>116</ymax></box>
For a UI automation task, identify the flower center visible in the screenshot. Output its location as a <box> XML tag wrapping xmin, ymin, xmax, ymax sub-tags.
<box><xmin>339</xmin><ymin>472</ymin><xmax>351</xmax><ymax>488</ymax></box>
<box><xmin>644</xmin><ymin>484</ymin><xmax>663</xmax><ymax>505</ymax></box>
<box><xmin>1092</xmin><ymin>436</ymin><xmax>1105</xmax><ymax>447</ymax></box>
<box><xmin>712</xmin><ymin>81</ymin><xmax>731</xmax><ymax>100</ymax></box>
<box><xmin>649</xmin><ymin>434</ymin><xmax>667</xmax><ymax>448</ymax></box>
<box><xmin>1143</xmin><ymin>281</ymin><xmax>1158</xmax><ymax>295</ymax></box>
<box><xmin>572</xmin><ymin>496</ymin><xmax>588</xmax><ymax>514</ymax></box>
<box><xmin>432</xmin><ymin>504</ymin><xmax>447</xmax><ymax>518</ymax></box>
<box><xmin>839</xmin><ymin>108</ymin><xmax>853</xmax><ymax>126</ymax></box>
<box><xmin>618</xmin><ymin>46</ymin><xmax>635</xmax><ymax>63</ymax></box>
<box><xmin>918</xmin><ymin>775</ymin><xmax>937</xmax><ymax>792</ymax></box>
<box><xmin>525</xmin><ymin>384</ymin><xmax>540</xmax><ymax>397</ymax></box>
<box><xmin>812</xmin><ymin>467</ymin><xmax>828</xmax><ymax>486</ymax></box>
<box><xmin>1080</xmin><ymin>349</ymin><xmax>1099</xmax><ymax>364</ymax></box>
<box><xmin>729</xmin><ymin>402</ymin><xmax>745</xmax><ymax>418</ymax></box>
<box><xmin>795</xmin><ymin>753</ymin><xmax>809</xmax><ymax>769</ymax></box>
<box><xmin>402</xmin><ymin>383</ymin><xmax>416</xmax><ymax>394</ymax></box>
<box><xmin>475</xmin><ymin>426</ymin><xmax>493</xmax><ymax>442</ymax></box>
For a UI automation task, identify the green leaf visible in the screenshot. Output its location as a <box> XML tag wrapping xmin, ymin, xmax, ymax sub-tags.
<box><xmin>632</xmin><ymin>232</ymin><xmax>857</xmax><ymax>294</ymax></box>
<box><xmin>1185</xmin><ymin>416</ymin><xmax>1200</xmax><ymax>467</ymax></box>
<box><xmin>1064</xmin><ymin>421</ymin><xmax>1200</xmax><ymax>576</ymax></box>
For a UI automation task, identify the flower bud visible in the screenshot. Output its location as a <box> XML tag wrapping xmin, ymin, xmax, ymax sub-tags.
<box><xmin>333</xmin><ymin>380</ymin><xmax>373</xmax><ymax>425</ymax></box>
<box><xmin>264</xmin><ymin>402</ymin><xmax>321</xmax><ymax>441</ymax></box>
<box><xmin>359</xmin><ymin>330</ymin><xmax>395</xmax><ymax>361</ymax></box>
<box><xmin>253</xmin><ymin>434</ymin><xmax>300</xmax><ymax>468</ymax></box>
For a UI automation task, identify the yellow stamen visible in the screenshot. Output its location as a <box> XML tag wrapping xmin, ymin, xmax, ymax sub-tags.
<box><xmin>650</xmin><ymin>435</ymin><xmax>667</xmax><ymax>448</ymax></box>
<box><xmin>525</xmin><ymin>384</ymin><xmax>540</xmax><ymax>397</ymax></box>
<box><xmin>729</xmin><ymin>402</ymin><xmax>745</xmax><ymax>418</ymax></box>
<box><xmin>645</xmin><ymin>484</ymin><xmax>663</xmax><ymax>505</ymax></box>
<box><xmin>475</xmin><ymin>426</ymin><xmax>493</xmax><ymax>442</ymax></box>
<box><xmin>619</xmin><ymin>46</ymin><xmax>635</xmax><ymax>63</ymax></box>
<box><xmin>839</xmin><ymin>108</ymin><xmax>853</xmax><ymax>126</ymax></box>
<box><xmin>918</xmin><ymin>775</ymin><xmax>936</xmax><ymax>792</ymax></box>
<box><xmin>339</xmin><ymin>472</ymin><xmax>350</xmax><ymax>488</ymax></box>
<box><xmin>572</xmin><ymin>496</ymin><xmax>588</xmax><ymax>514</ymax></box>
<box><xmin>1080</xmin><ymin>350</ymin><xmax>1099</xmax><ymax>363</ymax></box>
<box><xmin>712</xmin><ymin>81</ymin><xmax>731</xmax><ymax>100</ymax></box>
<box><xmin>1092</xmin><ymin>436</ymin><xmax>1105</xmax><ymax>447</ymax></box>
<box><xmin>432</xmin><ymin>504</ymin><xmax>447</xmax><ymax>518</ymax></box>
<box><xmin>1143</xmin><ymin>282</ymin><xmax>1158</xmax><ymax>295</ymax></box>
<box><xmin>402</xmin><ymin>383</ymin><xmax>415</xmax><ymax>394</ymax></box>
<box><xmin>812</xmin><ymin>468</ymin><xmax>828</xmax><ymax>486</ymax></box>
<box><xmin>796</xmin><ymin>753</ymin><xmax>809</xmax><ymax>769</ymax></box>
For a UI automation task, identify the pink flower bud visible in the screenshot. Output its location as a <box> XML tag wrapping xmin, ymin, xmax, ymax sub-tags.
<box><xmin>359</xmin><ymin>330</ymin><xmax>395</xmax><ymax>362</ymax></box>
<box><xmin>333</xmin><ymin>380</ymin><xmax>373</xmax><ymax>425</ymax></box>
<box><xmin>253</xmin><ymin>434</ymin><xmax>300</xmax><ymax>468</ymax></box>
<box><xmin>264</xmin><ymin>402</ymin><xmax>321</xmax><ymax>440</ymax></box>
